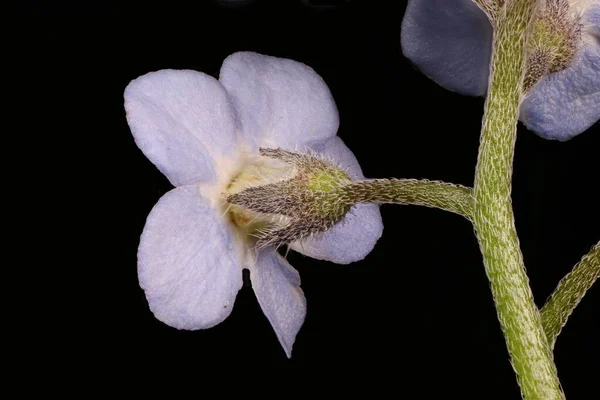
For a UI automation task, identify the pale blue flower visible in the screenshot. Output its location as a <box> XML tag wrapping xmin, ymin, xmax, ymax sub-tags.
<box><xmin>401</xmin><ymin>0</ymin><xmax>600</xmax><ymax>140</ymax></box>
<box><xmin>124</xmin><ymin>52</ymin><xmax>383</xmax><ymax>357</ymax></box>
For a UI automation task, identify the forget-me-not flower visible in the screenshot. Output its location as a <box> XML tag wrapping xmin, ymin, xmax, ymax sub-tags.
<box><xmin>124</xmin><ymin>52</ymin><xmax>383</xmax><ymax>357</ymax></box>
<box><xmin>401</xmin><ymin>0</ymin><xmax>600</xmax><ymax>140</ymax></box>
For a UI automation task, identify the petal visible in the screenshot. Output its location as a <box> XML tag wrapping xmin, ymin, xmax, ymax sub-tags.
<box><xmin>138</xmin><ymin>186</ymin><xmax>243</xmax><ymax>330</ymax></box>
<box><xmin>248</xmin><ymin>251</ymin><xmax>307</xmax><ymax>358</ymax></box>
<box><xmin>401</xmin><ymin>0</ymin><xmax>493</xmax><ymax>96</ymax></box>
<box><xmin>124</xmin><ymin>70</ymin><xmax>239</xmax><ymax>186</ymax></box>
<box><xmin>520</xmin><ymin>40</ymin><xmax>600</xmax><ymax>140</ymax></box>
<box><xmin>290</xmin><ymin>203</ymin><xmax>383</xmax><ymax>265</ymax></box>
<box><xmin>587</xmin><ymin>4</ymin><xmax>600</xmax><ymax>37</ymax></box>
<box><xmin>291</xmin><ymin>137</ymin><xmax>384</xmax><ymax>264</ymax></box>
<box><xmin>219</xmin><ymin>51</ymin><xmax>339</xmax><ymax>151</ymax></box>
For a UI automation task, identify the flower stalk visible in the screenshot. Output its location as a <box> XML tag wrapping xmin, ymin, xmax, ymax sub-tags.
<box><xmin>472</xmin><ymin>0</ymin><xmax>564</xmax><ymax>398</ymax></box>
<box><xmin>541</xmin><ymin>241</ymin><xmax>600</xmax><ymax>349</ymax></box>
<box><xmin>342</xmin><ymin>179</ymin><xmax>473</xmax><ymax>218</ymax></box>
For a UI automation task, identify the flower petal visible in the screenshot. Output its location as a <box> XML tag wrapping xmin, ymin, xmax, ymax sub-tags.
<box><xmin>401</xmin><ymin>0</ymin><xmax>493</xmax><ymax>96</ymax></box>
<box><xmin>291</xmin><ymin>137</ymin><xmax>384</xmax><ymax>264</ymax></box>
<box><xmin>588</xmin><ymin>5</ymin><xmax>600</xmax><ymax>36</ymax></box>
<box><xmin>219</xmin><ymin>51</ymin><xmax>339</xmax><ymax>150</ymax></box>
<box><xmin>291</xmin><ymin>203</ymin><xmax>383</xmax><ymax>265</ymax></box>
<box><xmin>124</xmin><ymin>70</ymin><xmax>239</xmax><ymax>186</ymax></box>
<box><xmin>248</xmin><ymin>251</ymin><xmax>307</xmax><ymax>358</ymax></box>
<box><xmin>520</xmin><ymin>39</ymin><xmax>600</xmax><ymax>140</ymax></box>
<box><xmin>138</xmin><ymin>186</ymin><xmax>243</xmax><ymax>330</ymax></box>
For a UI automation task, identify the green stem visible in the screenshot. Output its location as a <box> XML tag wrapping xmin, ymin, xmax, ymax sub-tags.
<box><xmin>342</xmin><ymin>179</ymin><xmax>473</xmax><ymax>218</ymax></box>
<box><xmin>541</xmin><ymin>241</ymin><xmax>600</xmax><ymax>348</ymax></box>
<box><xmin>473</xmin><ymin>0</ymin><xmax>503</xmax><ymax>22</ymax></box>
<box><xmin>472</xmin><ymin>0</ymin><xmax>564</xmax><ymax>399</ymax></box>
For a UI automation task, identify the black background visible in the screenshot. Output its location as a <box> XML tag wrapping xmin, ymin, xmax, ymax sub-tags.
<box><xmin>23</xmin><ymin>0</ymin><xmax>598</xmax><ymax>396</ymax></box>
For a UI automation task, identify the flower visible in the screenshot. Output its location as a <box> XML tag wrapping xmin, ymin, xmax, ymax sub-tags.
<box><xmin>401</xmin><ymin>0</ymin><xmax>600</xmax><ymax>140</ymax></box>
<box><xmin>124</xmin><ymin>51</ymin><xmax>383</xmax><ymax>357</ymax></box>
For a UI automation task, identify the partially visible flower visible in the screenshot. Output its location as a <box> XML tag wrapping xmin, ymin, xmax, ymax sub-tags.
<box><xmin>401</xmin><ymin>0</ymin><xmax>600</xmax><ymax>140</ymax></box>
<box><xmin>124</xmin><ymin>52</ymin><xmax>383</xmax><ymax>357</ymax></box>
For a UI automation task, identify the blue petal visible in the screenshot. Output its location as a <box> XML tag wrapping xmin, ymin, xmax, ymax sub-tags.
<box><xmin>219</xmin><ymin>52</ymin><xmax>339</xmax><ymax>151</ymax></box>
<box><xmin>248</xmin><ymin>251</ymin><xmax>306</xmax><ymax>358</ymax></box>
<box><xmin>124</xmin><ymin>70</ymin><xmax>239</xmax><ymax>187</ymax></box>
<box><xmin>401</xmin><ymin>0</ymin><xmax>493</xmax><ymax>96</ymax></box>
<box><xmin>138</xmin><ymin>186</ymin><xmax>244</xmax><ymax>330</ymax></box>
<box><xmin>585</xmin><ymin>4</ymin><xmax>600</xmax><ymax>37</ymax></box>
<box><xmin>291</xmin><ymin>203</ymin><xmax>383</xmax><ymax>265</ymax></box>
<box><xmin>520</xmin><ymin>39</ymin><xmax>600</xmax><ymax>141</ymax></box>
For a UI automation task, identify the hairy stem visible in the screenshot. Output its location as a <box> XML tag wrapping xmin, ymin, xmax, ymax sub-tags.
<box><xmin>342</xmin><ymin>179</ymin><xmax>473</xmax><ymax>218</ymax></box>
<box><xmin>541</xmin><ymin>241</ymin><xmax>600</xmax><ymax>348</ymax></box>
<box><xmin>474</xmin><ymin>0</ymin><xmax>505</xmax><ymax>22</ymax></box>
<box><xmin>472</xmin><ymin>0</ymin><xmax>564</xmax><ymax>399</ymax></box>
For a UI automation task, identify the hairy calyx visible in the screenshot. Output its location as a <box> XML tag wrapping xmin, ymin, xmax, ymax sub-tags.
<box><xmin>524</xmin><ymin>0</ymin><xmax>582</xmax><ymax>92</ymax></box>
<box><xmin>226</xmin><ymin>148</ymin><xmax>352</xmax><ymax>250</ymax></box>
